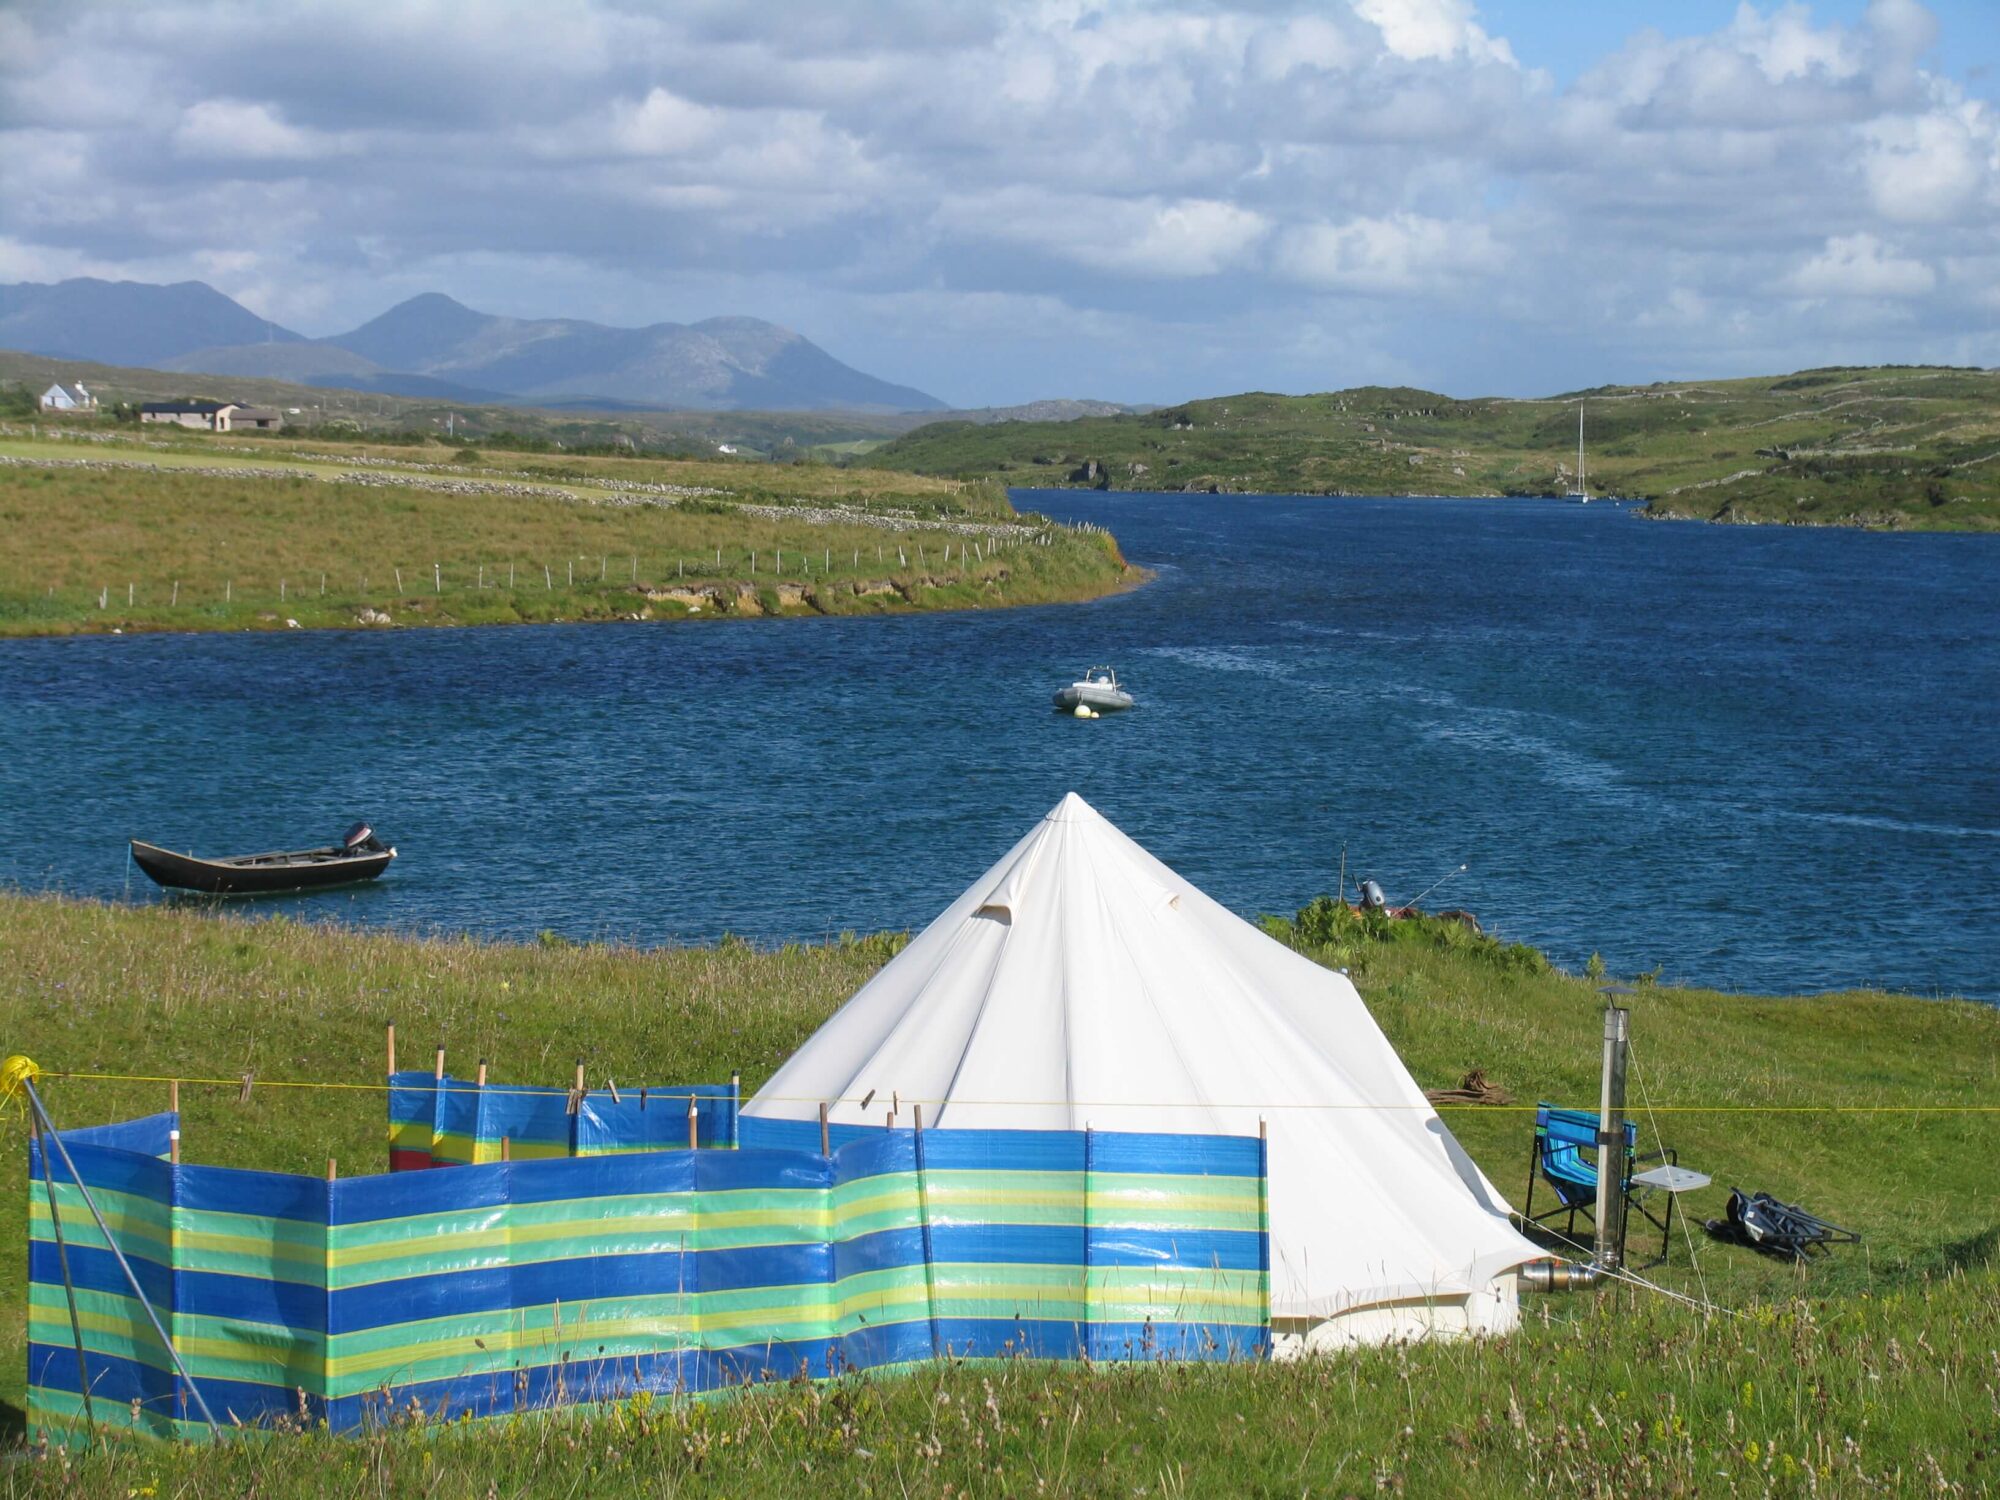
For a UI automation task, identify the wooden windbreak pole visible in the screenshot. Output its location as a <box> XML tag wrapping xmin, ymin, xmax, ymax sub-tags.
<box><xmin>169</xmin><ymin>1080</ymin><xmax>180</xmax><ymax>1164</ymax></box>
<box><xmin>476</xmin><ymin>1058</ymin><xmax>488</xmax><ymax>1089</ymax></box>
<box><xmin>434</xmin><ymin>1045</ymin><xmax>446</xmax><ymax>1082</ymax></box>
<box><xmin>818</xmin><ymin>1101</ymin><xmax>830</xmax><ymax>1156</ymax></box>
<box><xmin>686</xmin><ymin>1094</ymin><xmax>699</xmax><ymax>1150</ymax></box>
<box><xmin>326</xmin><ymin>1159</ymin><xmax>337</xmax><ymax>1182</ymax></box>
<box><xmin>385</xmin><ymin>1022</ymin><xmax>396</xmax><ymax>1077</ymax></box>
<box><xmin>501</xmin><ymin>1136</ymin><xmax>511</xmax><ymax>1163</ymax></box>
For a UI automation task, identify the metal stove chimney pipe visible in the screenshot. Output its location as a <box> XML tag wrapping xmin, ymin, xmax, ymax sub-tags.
<box><xmin>1593</xmin><ymin>997</ymin><xmax>1632</xmax><ymax>1271</ymax></box>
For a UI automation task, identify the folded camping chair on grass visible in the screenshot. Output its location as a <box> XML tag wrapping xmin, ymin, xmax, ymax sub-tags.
<box><xmin>1704</xmin><ymin>1189</ymin><xmax>1859</xmax><ymax>1260</ymax></box>
<box><xmin>1522</xmin><ymin>1103</ymin><xmax>1679</xmax><ymax>1266</ymax></box>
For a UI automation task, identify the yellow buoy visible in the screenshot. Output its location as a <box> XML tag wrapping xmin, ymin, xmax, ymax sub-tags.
<box><xmin>1073</xmin><ymin>703</ymin><xmax>1094</xmax><ymax>719</ymax></box>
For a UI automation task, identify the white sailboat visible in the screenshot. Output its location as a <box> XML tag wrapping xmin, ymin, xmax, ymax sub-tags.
<box><xmin>1565</xmin><ymin>402</ymin><xmax>1589</xmax><ymax>503</ymax></box>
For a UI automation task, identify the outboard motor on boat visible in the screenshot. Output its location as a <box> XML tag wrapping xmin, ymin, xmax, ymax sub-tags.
<box><xmin>343</xmin><ymin>821</ymin><xmax>379</xmax><ymax>852</ymax></box>
<box><xmin>1358</xmin><ymin>878</ymin><xmax>1389</xmax><ymax>912</ymax></box>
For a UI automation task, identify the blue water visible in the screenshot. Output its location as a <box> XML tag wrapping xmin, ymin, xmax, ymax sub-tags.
<box><xmin>1</xmin><ymin>492</ymin><xmax>1993</xmax><ymax>1000</ymax></box>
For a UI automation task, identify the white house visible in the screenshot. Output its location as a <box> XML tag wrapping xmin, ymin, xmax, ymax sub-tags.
<box><xmin>39</xmin><ymin>382</ymin><xmax>97</xmax><ymax>413</ymax></box>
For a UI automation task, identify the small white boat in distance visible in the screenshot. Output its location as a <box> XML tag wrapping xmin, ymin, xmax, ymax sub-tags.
<box><xmin>1053</xmin><ymin>666</ymin><xmax>1134</xmax><ymax>712</ymax></box>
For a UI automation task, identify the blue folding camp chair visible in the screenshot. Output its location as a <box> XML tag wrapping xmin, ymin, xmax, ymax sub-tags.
<box><xmin>1522</xmin><ymin>1104</ymin><xmax>1679</xmax><ymax>1265</ymax></box>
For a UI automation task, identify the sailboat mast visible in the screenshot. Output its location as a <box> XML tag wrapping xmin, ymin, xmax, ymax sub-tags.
<box><xmin>1577</xmin><ymin>402</ymin><xmax>1586</xmax><ymax>498</ymax></box>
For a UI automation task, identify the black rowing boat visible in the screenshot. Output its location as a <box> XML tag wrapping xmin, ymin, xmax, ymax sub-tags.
<box><xmin>129</xmin><ymin>822</ymin><xmax>397</xmax><ymax>896</ymax></box>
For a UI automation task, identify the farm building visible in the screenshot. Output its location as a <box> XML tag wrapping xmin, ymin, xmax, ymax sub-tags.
<box><xmin>138</xmin><ymin>400</ymin><xmax>283</xmax><ymax>431</ymax></box>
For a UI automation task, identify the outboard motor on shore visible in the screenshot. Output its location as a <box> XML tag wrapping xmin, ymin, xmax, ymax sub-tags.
<box><xmin>1358</xmin><ymin>878</ymin><xmax>1389</xmax><ymax>912</ymax></box>
<box><xmin>343</xmin><ymin>821</ymin><xmax>378</xmax><ymax>852</ymax></box>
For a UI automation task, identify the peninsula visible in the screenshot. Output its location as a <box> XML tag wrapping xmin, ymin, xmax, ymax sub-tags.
<box><xmin>0</xmin><ymin>428</ymin><xmax>1132</xmax><ymax>636</ymax></box>
<box><xmin>872</xmin><ymin>365</ymin><xmax>2000</xmax><ymax>532</ymax></box>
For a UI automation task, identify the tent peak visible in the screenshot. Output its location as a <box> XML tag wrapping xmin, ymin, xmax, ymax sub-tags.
<box><xmin>1046</xmin><ymin>791</ymin><xmax>1103</xmax><ymax>824</ymax></box>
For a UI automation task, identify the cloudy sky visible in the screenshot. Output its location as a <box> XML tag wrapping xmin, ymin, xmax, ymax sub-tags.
<box><xmin>2</xmin><ymin>0</ymin><xmax>1996</xmax><ymax>407</ymax></box>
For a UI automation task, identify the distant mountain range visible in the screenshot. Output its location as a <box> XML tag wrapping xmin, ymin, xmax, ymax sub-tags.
<box><xmin>0</xmin><ymin>278</ymin><xmax>944</xmax><ymax>413</ymax></box>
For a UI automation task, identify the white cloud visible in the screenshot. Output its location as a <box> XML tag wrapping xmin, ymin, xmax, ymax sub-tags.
<box><xmin>2</xmin><ymin>0</ymin><xmax>1997</xmax><ymax>402</ymax></box>
<box><xmin>1350</xmin><ymin>0</ymin><xmax>1515</xmax><ymax>67</ymax></box>
<box><xmin>607</xmin><ymin>88</ymin><xmax>723</xmax><ymax>157</ymax></box>
<box><xmin>173</xmin><ymin>99</ymin><xmax>347</xmax><ymax>160</ymax></box>
<box><xmin>1862</xmin><ymin>105</ymin><xmax>1994</xmax><ymax>223</ymax></box>
<box><xmin>1274</xmin><ymin>214</ymin><xmax>1499</xmax><ymax>294</ymax></box>
<box><xmin>939</xmin><ymin>191</ymin><xmax>1270</xmax><ymax>278</ymax></box>
<box><xmin>1788</xmin><ymin>233</ymin><xmax>1936</xmax><ymax>297</ymax></box>
<box><xmin>1728</xmin><ymin>1</ymin><xmax>1860</xmax><ymax>83</ymax></box>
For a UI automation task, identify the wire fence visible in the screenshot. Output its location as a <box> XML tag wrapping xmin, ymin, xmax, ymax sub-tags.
<box><xmin>12</xmin><ymin>532</ymin><xmax>1073</xmax><ymax>620</ymax></box>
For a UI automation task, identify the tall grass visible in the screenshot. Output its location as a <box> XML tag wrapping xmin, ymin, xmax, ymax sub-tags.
<box><xmin>10</xmin><ymin>1267</ymin><xmax>1996</xmax><ymax>1496</ymax></box>
<box><xmin>0</xmin><ymin>893</ymin><xmax>1991</xmax><ymax>1493</ymax></box>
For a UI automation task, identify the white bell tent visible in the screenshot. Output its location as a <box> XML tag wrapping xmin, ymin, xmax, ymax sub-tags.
<box><xmin>745</xmin><ymin>792</ymin><xmax>1544</xmax><ymax>1352</ymax></box>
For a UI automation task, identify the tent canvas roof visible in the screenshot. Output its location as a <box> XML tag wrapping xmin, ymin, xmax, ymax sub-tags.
<box><xmin>747</xmin><ymin>792</ymin><xmax>1543</xmax><ymax>1323</ymax></box>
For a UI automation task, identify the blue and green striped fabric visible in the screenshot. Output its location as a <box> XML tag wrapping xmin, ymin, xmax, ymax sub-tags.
<box><xmin>386</xmin><ymin>1072</ymin><xmax>739</xmax><ymax>1170</ymax></box>
<box><xmin>29</xmin><ymin>1111</ymin><xmax>1268</xmax><ymax>1442</ymax></box>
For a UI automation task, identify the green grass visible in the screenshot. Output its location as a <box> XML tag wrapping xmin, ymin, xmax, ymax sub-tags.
<box><xmin>0</xmin><ymin>893</ymin><xmax>1992</xmax><ymax>1495</ymax></box>
<box><xmin>0</xmin><ymin>436</ymin><xmax>1133</xmax><ymax>636</ymax></box>
<box><xmin>870</xmin><ymin>366</ymin><xmax>2000</xmax><ymax>531</ymax></box>
<box><xmin>14</xmin><ymin>1280</ymin><xmax>1994</xmax><ymax>1496</ymax></box>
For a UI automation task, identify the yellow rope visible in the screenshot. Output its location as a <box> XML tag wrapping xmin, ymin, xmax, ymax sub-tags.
<box><xmin>25</xmin><ymin>1069</ymin><xmax>1998</xmax><ymax>1113</ymax></box>
<box><xmin>0</xmin><ymin>1054</ymin><xmax>41</xmax><ymax>1114</ymax></box>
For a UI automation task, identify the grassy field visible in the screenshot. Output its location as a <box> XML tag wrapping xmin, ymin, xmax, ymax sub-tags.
<box><xmin>0</xmin><ymin>892</ymin><xmax>1991</xmax><ymax>1494</ymax></box>
<box><xmin>0</xmin><ymin>430</ymin><xmax>1132</xmax><ymax>635</ymax></box>
<box><xmin>872</xmin><ymin>366</ymin><xmax>2000</xmax><ymax>531</ymax></box>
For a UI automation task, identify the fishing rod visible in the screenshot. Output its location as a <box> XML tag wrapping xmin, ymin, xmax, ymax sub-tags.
<box><xmin>1402</xmin><ymin>861</ymin><xmax>1469</xmax><ymax>909</ymax></box>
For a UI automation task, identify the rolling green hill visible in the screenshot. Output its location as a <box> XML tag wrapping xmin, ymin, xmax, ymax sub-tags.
<box><xmin>872</xmin><ymin>366</ymin><xmax>2000</xmax><ymax>531</ymax></box>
